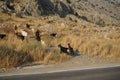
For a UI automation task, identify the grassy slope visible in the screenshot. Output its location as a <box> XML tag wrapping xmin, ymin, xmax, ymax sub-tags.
<box><xmin>0</xmin><ymin>13</ymin><xmax>120</xmax><ymax>69</ymax></box>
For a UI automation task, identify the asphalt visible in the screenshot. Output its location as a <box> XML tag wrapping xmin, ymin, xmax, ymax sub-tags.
<box><xmin>0</xmin><ymin>66</ymin><xmax>120</xmax><ymax>80</ymax></box>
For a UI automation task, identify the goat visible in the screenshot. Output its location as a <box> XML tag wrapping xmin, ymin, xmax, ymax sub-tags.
<box><xmin>58</xmin><ymin>44</ymin><xmax>69</xmax><ymax>55</ymax></box>
<box><xmin>35</xmin><ymin>29</ymin><xmax>46</xmax><ymax>46</ymax></box>
<box><xmin>14</xmin><ymin>26</ymin><xmax>28</xmax><ymax>41</ymax></box>
<box><xmin>0</xmin><ymin>34</ymin><xmax>6</xmax><ymax>39</ymax></box>
<box><xmin>50</xmin><ymin>33</ymin><xmax>57</xmax><ymax>37</ymax></box>
<box><xmin>35</xmin><ymin>30</ymin><xmax>41</xmax><ymax>41</ymax></box>
<box><xmin>68</xmin><ymin>43</ymin><xmax>74</xmax><ymax>55</ymax></box>
<box><xmin>26</xmin><ymin>24</ymin><xmax>30</xmax><ymax>29</ymax></box>
<box><xmin>26</xmin><ymin>24</ymin><xmax>34</xmax><ymax>32</ymax></box>
<box><xmin>25</xmin><ymin>23</ymin><xmax>35</xmax><ymax>38</ymax></box>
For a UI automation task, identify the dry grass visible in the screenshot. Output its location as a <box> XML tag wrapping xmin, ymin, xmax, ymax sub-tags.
<box><xmin>0</xmin><ymin>45</ymin><xmax>33</xmax><ymax>68</ymax></box>
<box><xmin>51</xmin><ymin>26</ymin><xmax>120</xmax><ymax>61</ymax></box>
<box><xmin>0</xmin><ymin>13</ymin><xmax>120</xmax><ymax>69</ymax></box>
<box><xmin>0</xmin><ymin>33</ymin><xmax>70</xmax><ymax>69</ymax></box>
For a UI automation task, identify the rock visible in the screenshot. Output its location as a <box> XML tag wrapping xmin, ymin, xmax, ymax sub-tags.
<box><xmin>0</xmin><ymin>0</ymin><xmax>119</xmax><ymax>26</ymax></box>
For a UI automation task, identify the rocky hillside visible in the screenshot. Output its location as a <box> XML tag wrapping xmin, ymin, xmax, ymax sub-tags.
<box><xmin>0</xmin><ymin>0</ymin><xmax>120</xmax><ymax>26</ymax></box>
<box><xmin>0</xmin><ymin>0</ymin><xmax>120</xmax><ymax>69</ymax></box>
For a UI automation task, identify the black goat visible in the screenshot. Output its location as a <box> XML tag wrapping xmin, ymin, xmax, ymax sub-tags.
<box><xmin>68</xmin><ymin>43</ymin><xmax>74</xmax><ymax>55</ymax></box>
<box><xmin>58</xmin><ymin>44</ymin><xmax>69</xmax><ymax>55</ymax></box>
<box><xmin>50</xmin><ymin>33</ymin><xmax>57</xmax><ymax>37</ymax></box>
<box><xmin>35</xmin><ymin>30</ymin><xmax>41</xmax><ymax>41</ymax></box>
<box><xmin>0</xmin><ymin>34</ymin><xmax>6</xmax><ymax>39</ymax></box>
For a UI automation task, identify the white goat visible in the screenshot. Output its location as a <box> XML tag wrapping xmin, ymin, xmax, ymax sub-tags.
<box><xmin>14</xmin><ymin>26</ymin><xmax>28</xmax><ymax>41</ymax></box>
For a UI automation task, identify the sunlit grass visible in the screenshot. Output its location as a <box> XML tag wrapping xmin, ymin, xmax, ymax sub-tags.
<box><xmin>0</xmin><ymin>13</ymin><xmax>120</xmax><ymax>69</ymax></box>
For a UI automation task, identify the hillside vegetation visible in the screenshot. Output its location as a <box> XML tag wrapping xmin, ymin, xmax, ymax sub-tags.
<box><xmin>0</xmin><ymin>0</ymin><xmax>120</xmax><ymax>69</ymax></box>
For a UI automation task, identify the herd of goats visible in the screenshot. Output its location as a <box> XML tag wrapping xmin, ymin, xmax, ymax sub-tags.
<box><xmin>0</xmin><ymin>23</ymin><xmax>76</xmax><ymax>56</ymax></box>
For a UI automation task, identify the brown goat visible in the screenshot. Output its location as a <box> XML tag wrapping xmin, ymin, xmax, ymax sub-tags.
<box><xmin>26</xmin><ymin>24</ymin><xmax>30</xmax><ymax>29</ymax></box>
<box><xmin>35</xmin><ymin>30</ymin><xmax>41</xmax><ymax>41</ymax></box>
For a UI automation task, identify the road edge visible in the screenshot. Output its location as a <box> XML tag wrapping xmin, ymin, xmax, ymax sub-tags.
<box><xmin>0</xmin><ymin>63</ymin><xmax>120</xmax><ymax>77</ymax></box>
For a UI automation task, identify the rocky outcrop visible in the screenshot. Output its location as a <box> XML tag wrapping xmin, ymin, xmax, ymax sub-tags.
<box><xmin>0</xmin><ymin>0</ymin><xmax>40</xmax><ymax>17</ymax></box>
<box><xmin>0</xmin><ymin>0</ymin><xmax>120</xmax><ymax>26</ymax></box>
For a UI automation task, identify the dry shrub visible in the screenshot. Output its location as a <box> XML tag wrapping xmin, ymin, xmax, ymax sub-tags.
<box><xmin>0</xmin><ymin>33</ymin><xmax>71</xmax><ymax>69</ymax></box>
<box><xmin>22</xmin><ymin>46</ymin><xmax>46</xmax><ymax>63</ymax></box>
<box><xmin>0</xmin><ymin>45</ymin><xmax>33</xmax><ymax>68</ymax></box>
<box><xmin>110</xmin><ymin>46</ymin><xmax>120</xmax><ymax>60</ymax></box>
<box><xmin>0</xmin><ymin>34</ymin><xmax>23</xmax><ymax>51</ymax></box>
<box><xmin>107</xmin><ymin>33</ymin><xmax>120</xmax><ymax>39</ymax></box>
<box><xmin>0</xmin><ymin>24</ymin><xmax>15</xmax><ymax>34</ymax></box>
<box><xmin>51</xmin><ymin>27</ymin><xmax>120</xmax><ymax>61</ymax></box>
<box><xmin>78</xmin><ymin>38</ymin><xmax>120</xmax><ymax>60</ymax></box>
<box><xmin>44</xmin><ymin>52</ymin><xmax>71</xmax><ymax>64</ymax></box>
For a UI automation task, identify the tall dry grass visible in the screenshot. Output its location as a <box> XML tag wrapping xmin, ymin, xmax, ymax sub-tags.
<box><xmin>0</xmin><ymin>33</ymin><xmax>70</xmax><ymax>69</ymax></box>
<box><xmin>51</xmin><ymin>26</ymin><xmax>120</xmax><ymax>60</ymax></box>
<box><xmin>0</xmin><ymin>14</ymin><xmax>72</xmax><ymax>69</ymax></box>
<box><xmin>0</xmin><ymin>13</ymin><xmax>120</xmax><ymax>69</ymax></box>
